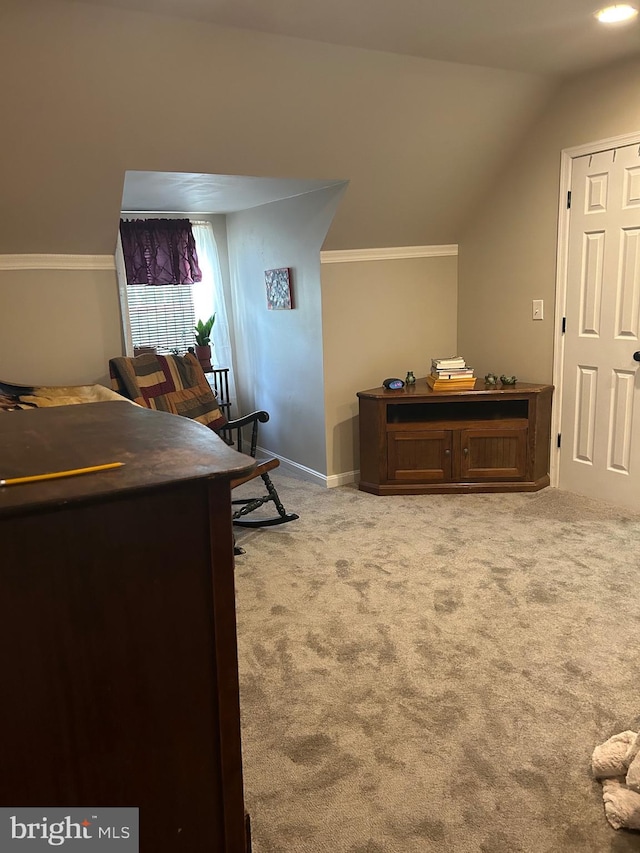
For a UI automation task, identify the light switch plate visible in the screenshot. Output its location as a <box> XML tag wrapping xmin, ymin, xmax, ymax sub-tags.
<box><xmin>532</xmin><ymin>299</ymin><xmax>544</xmax><ymax>320</ymax></box>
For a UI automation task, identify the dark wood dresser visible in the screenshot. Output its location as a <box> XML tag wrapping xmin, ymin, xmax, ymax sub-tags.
<box><xmin>358</xmin><ymin>378</ymin><xmax>553</xmax><ymax>495</ymax></box>
<box><xmin>0</xmin><ymin>401</ymin><xmax>255</xmax><ymax>852</ymax></box>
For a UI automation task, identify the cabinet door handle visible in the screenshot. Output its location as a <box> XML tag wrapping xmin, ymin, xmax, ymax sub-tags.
<box><xmin>463</xmin><ymin>447</ymin><xmax>469</xmax><ymax>456</ymax></box>
<box><xmin>444</xmin><ymin>449</ymin><xmax>451</xmax><ymax>456</ymax></box>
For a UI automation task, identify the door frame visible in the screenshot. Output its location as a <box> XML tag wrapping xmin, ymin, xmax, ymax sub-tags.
<box><xmin>551</xmin><ymin>129</ymin><xmax>640</xmax><ymax>487</ymax></box>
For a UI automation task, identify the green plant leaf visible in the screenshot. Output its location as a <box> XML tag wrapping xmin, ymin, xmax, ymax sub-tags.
<box><xmin>194</xmin><ymin>314</ymin><xmax>216</xmax><ymax>345</ymax></box>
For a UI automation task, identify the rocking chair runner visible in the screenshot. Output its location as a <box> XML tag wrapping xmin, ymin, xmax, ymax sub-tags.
<box><xmin>108</xmin><ymin>352</ymin><xmax>298</xmax><ymax>528</ymax></box>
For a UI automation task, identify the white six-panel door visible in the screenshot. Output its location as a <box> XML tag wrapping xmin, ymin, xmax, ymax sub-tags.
<box><xmin>559</xmin><ymin>144</ymin><xmax>640</xmax><ymax>511</ymax></box>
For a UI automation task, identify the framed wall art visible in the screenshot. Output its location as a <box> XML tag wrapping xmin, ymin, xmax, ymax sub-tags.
<box><xmin>265</xmin><ymin>267</ymin><xmax>293</xmax><ymax>310</ymax></box>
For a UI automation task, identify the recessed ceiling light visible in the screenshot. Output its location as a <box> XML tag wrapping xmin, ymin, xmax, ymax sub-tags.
<box><xmin>595</xmin><ymin>4</ymin><xmax>638</xmax><ymax>23</ymax></box>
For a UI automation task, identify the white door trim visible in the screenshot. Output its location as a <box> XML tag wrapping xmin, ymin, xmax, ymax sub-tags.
<box><xmin>114</xmin><ymin>234</ymin><xmax>133</xmax><ymax>356</ymax></box>
<box><xmin>551</xmin><ymin>129</ymin><xmax>640</xmax><ymax>487</ymax></box>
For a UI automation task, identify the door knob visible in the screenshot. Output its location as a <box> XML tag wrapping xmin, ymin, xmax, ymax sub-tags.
<box><xmin>634</xmin><ymin>351</ymin><xmax>640</xmax><ymax>362</ymax></box>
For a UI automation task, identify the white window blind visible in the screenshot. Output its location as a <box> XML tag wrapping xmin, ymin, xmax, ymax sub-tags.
<box><xmin>126</xmin><ymin>284</ymin><xmax>196</xmax><ymax>353</ymax></box>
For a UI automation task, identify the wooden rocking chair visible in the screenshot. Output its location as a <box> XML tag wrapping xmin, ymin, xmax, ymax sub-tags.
<box><xmin>108</xmin><ymin>352</ymin><xmax>299</xmax><ymax>530</ymax></box>
<box><xmin>220</xmin><ymin>411</ymin><xmax>298</xmax><ymax>527</ymax></box>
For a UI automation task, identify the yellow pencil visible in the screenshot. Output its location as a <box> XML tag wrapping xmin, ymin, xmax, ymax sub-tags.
<box><xmin>0</xmin><ymin>462</ymin><xmax>124</xmax><ymax>487</ymax></box>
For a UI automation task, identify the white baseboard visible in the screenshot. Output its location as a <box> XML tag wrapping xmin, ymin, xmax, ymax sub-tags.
<box><xmin>326</xmin><ymin>470</ymin><xmax>359</xmax><ymax>488</ymax></box>
<box><xmin>255</xmin><ymin>446</ymin><xmax>358</xmax><ymax>488</ymax></box>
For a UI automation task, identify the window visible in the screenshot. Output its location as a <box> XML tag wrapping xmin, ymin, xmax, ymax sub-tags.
<box><xmin>117</xmin><ymin>218</ymin><xmax>237</xmax><ymax>409</ymax></box>
<box><xmin>126</xmin><ymin>284</ymin><xmax>196</xmax><ymax>353</ymax></box>
<box><xmin>119</xmin><ymin>219</ymin><xmax>215</xmax><ymax>355</ymax></box>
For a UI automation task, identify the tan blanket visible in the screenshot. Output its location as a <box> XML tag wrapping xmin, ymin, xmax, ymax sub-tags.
<box><xmin>18</xmin><ymin>384</ymin><xmax>133</xmax><ymax>407</ymax></box>
<box><xmin>0</xmin><ymin>382</ymin><xmax>131</xmax><ymax>411</ymax></box>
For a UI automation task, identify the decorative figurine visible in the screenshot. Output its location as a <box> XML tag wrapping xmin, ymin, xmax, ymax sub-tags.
<box><xmin>405</xmin><ymin>371</ymin><xmax>416</xmax><ymax>385</ymax></box>
<box><xmin>500</xmin><ymin>375</ymin><xmax>517</xmax><ymax>385</ymax></box>
<box><xmin>484</xmin><ymin>373</ymin><xmax>499</xmax><ymax>386</ymax></box>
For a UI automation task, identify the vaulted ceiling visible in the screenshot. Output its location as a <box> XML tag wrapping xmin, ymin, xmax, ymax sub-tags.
<box><xmin>107</xmin><ymin>0</ymin><xmax>640</xmax><ymax>217</ymax></box>
<box><xmin>69</xmin><ymin>0</ymin><xmax>640</xmax><ymax>77</ymax></box>
<box><xmin>3</xmin><ymin>0</ymin><xmax>640</xmax><ymax>253</ymax></box>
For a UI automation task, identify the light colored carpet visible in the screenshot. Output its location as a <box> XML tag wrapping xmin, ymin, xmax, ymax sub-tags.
<box><xmin>233</xmin><ymin>477</ymin><xmax>640</xmax><ymax>852</ymax></box>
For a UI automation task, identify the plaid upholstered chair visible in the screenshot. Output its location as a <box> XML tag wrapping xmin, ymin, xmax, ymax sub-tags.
<box><xmin>108</xmin><ymin>352</ymin><xmax>298</xmax><ymax>530</ymax></box>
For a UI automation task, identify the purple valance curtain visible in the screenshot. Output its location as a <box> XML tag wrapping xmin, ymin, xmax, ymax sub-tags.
<box><xmin>119</xmin><ymin>218</ymin><xmax>202</xmax><ymax>285</ymax></box>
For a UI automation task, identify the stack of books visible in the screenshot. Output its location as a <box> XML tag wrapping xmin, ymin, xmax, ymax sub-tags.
<box><xmin>427</xmin><ymin>356</ymin><xmax>476</xmax><ymax>390</ymax></box>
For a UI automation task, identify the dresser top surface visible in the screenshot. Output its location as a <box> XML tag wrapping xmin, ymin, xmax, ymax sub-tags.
<box><xmin>0</xmin><ymin>401</ymin><xmax>254</xmax><ymax>515</ymax></box>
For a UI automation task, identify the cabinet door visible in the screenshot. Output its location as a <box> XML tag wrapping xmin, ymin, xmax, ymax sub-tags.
<box><xmin>387</xmin><ymin>430</ymin><xmax>452</xmax><ymax>481</ymax></box>
<box><xmin>459</xmin><ymin>427</ymin><xmax>527</xmax><ymax>480</ymax></box>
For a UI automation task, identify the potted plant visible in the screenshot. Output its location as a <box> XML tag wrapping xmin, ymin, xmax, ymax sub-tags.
<box><xmin>194</xmin><ymin>314</ymin><xmax>215</xmax><ymax>372</ymax></box>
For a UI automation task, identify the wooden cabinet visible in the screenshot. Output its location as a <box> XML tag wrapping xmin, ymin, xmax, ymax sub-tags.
<box><xmin>0</xmin><ymin>401</ymin><xmax>255</xmax><ymax>853</ymax></box>
<box><xmin>358</xmin><ymin>379</ymin><xmax>553</xmax><ymax>495</ymax></box>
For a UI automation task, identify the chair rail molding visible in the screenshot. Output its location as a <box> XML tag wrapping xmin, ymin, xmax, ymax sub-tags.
<box><xmin>0</xmin><ymin>254</ymin><xmax>116</xmax><ymax>271</ymax></box>
<box><xmin>320</xmin><ymin>245</ymin><xmax>458</xmax><ymax>264</ymax></box>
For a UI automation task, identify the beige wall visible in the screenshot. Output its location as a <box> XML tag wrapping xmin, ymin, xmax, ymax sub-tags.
<box><xmin>458</xmin><ymin>55</ymin><xmax>640</xmax><ymax>384</ymax></box>
<box><xmin>0</xmin><ymin>267</ymin><xmax>122</xmax><ymax>386</ymax></box>
<box><xmin>321</xmin><ymin>254</ymin><xmax>458</xmax><ymax>478</ymax></box>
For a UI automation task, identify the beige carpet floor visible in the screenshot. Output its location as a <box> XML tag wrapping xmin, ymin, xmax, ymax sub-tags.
<box><xmin>233</xmin><ymin>477</ymin><xmax>640</xmax><ymax>853</ymax></box>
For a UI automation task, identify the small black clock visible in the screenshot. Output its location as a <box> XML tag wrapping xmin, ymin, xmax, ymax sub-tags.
<box><xmin>383</xmin><ymin>378</ymin><xmax>405</xmax><ymax>390</ymax></box>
